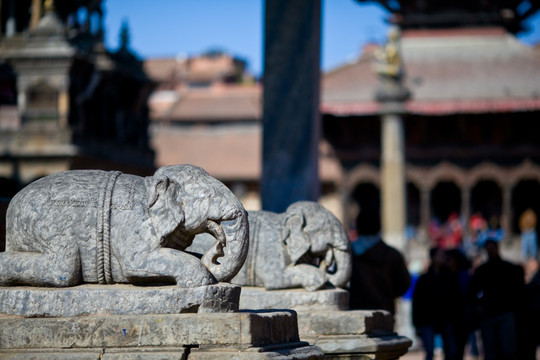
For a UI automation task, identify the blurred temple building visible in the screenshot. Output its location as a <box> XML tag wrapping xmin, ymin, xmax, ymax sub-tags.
<box><xmin>0</xmin><ymin>0</ymin><xmax>154</xmax><ymax>199</ymax></box>
<box><xmin>324</xmin><ymin>0</ymin><xmax>540</xmax><ymax>247</ymax></box>
<box><xmin>144</xmin><ymin>51</ymin><xmax>263</xmax><ymax>210</ymax></box>
<box><xmin>2</xmin><ymin>0</ymin><xmax>540</xmax><ymax>253</ymax></box>
<box><xmin>144</xmin><ymin>50</ymin><xmax>343</xmax><ymax>214</ymax></box>
<box><xmin>145</xmin><ymin>1</ymin><xmax>540</xmax><ymax>249</ymax></box>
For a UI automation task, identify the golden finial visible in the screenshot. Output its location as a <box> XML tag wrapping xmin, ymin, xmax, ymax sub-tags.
<box><xmin>44</xmin><ymin>0</ymin><xmax>55</xmax><ymax>12</ymax></box>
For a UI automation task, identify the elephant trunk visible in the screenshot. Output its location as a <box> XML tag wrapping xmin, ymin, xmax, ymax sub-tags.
<box><xmin>326</xmin><ymin>247</ymin><xmax>352</xmax><ymax>288</ymax></box>
<box><xmin>201</xmin><ymin>210</ymin><xmax>249</xmax><ymax>282</ymax></box>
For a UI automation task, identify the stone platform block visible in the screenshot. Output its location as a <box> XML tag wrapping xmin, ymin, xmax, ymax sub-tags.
<box><xmin>240</xmin><ymin>287</ymin><xmax>349</xmax><ymax>311</ymax></box>
<box><xmin>0</xmin><ymin>283</ymin><xmax>240</xmax><ymax>317</ymax></box>
<box><xmin>239</xmin><ymin>287</ymin><xmax>412</xmax><ymax>359</ymax></box>
<box><xmin>298</xmin><ymin>310</ymin><xmax>394</xmax><ymax>338</ymax></box>
<box><xmin>0</xmin><ymin>311</ymin><xmax>324</xmax><ymax>359</ymax></box>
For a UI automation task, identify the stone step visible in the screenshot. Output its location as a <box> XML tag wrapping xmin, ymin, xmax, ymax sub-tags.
<box><xmin>0</xmin><ymin>283</ymin><xmax>240</xmax><ymax>317</ymax></box>
<box><xmin>0</xmin><ymin>310</ymin><xmax>324</xmax><ymax>359</ymax></box>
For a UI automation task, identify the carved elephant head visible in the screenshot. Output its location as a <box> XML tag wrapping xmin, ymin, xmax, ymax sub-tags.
<box><xmin>282</xmin><ymin>201</ymin><xmax>352</xmax><ymax>289</ymax></box>
<box><xmin>282</xmin><ymin>201</ymin><xmax>352</xmax><ymax>287</ymax></box>
<box><xmin>146</xmin><ymin>165</ymin><xmax>249</xmax><ymax>282</ymax></box>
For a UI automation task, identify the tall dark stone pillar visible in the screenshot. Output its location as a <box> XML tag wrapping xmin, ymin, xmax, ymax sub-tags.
<box><xmin>261</xmin><ymin>0</ymin><xmax>321</xmax><ymax>213</ymax></box>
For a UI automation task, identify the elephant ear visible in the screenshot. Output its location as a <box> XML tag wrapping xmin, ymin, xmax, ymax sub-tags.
<box><xmin>147</xmin><ymin>175</ymin><xmax>185</xmax><ymax>243</ymax></box>
<box><xmin>283</xmin><ymin>212</ymin><xmax>311</xmax><ymax>265</ymax></box>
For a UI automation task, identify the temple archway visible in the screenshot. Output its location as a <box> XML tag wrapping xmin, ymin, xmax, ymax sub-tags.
<box><xmin>431</xmin><ymin>181</ymin><xmax>461</xmax><ymax>222</ymax></box>
<box><xmin>351</xmin><ymin>182</ymin><xmax>380</xmax><ymax>232</ymax></box>
<box><xmin>512</xmin><ymin>179</ymin><xmax>540</xmax><ymax>233</ymax></box>
<box><xmin>407</xmin><ymin>182</ymin><xmax>420</xmax><ymax>227</ymax></box>
<box><xmin>471</xmin><ymin>180</ymin><xmax>502</xmax><ymax>221</ymax></box>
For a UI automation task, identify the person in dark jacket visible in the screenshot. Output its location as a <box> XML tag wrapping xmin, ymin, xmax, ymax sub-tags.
<box><xmin>348</xmin><ymin>211</ymin><xmax>411</xmax><ymax>317</ymax></box>
<box><xmin>520</xmin><ymin>266</ymin><xmax>540</xmax><ymax>359</ymax></box>
<box><xmin>468</xmin><ymin>239</ymin><xmax>525</xmax><ymax>360</ymax></box>
<box><xmin>446</xmin><ymin>249</ymin><xmax>477</xmax><ymax>360</ymax></box>
<box><xmin>413</xmin><ymin>246</ymin><xmax>460</xmax><ymax>360</ymax></box>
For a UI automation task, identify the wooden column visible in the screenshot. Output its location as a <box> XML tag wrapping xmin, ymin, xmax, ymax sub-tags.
<box><xmin>503</xmin><ymin>184</ymin><xmax>513</xmax><ymax>240</ymax></box>
<box><xmin>261</xmin><ymin>0</ymin><xmax>321</xmax><ymax>213</ymax></box>
<box><xmin>30</xmin><ymin>0</ymin><xmax>42</xmax><ymax>29</ymax></box>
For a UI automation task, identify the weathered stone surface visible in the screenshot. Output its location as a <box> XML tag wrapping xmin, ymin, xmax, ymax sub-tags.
<box><xmin>189</xmin><ymin>344</ymin><xmax>323</xmax><ymax>359</ymax></box>
<box><xmin>314</xmin><ymin>335</ymin><xmax>412</xmax><ymax>360</ymax></box>
<box><xmin>0</xmin><ymin>311</ymin><xmax>324</xmax><ymax>359</ymax></box>
<box><xmin>0</xmin><ymin>346</ymin><xmax>323</xmax><ymax>360</ymax></box>
<box><xmin>0</xmin><ymin>351</ymin><xmax>102</xmax><ymax>360</ymax></box>
<box><xmin>240</xmin><ymin>287</ymin><xmax>349</xmax><ymax>312</ymax></box>
<box><xmin>298</xmin><ymin>311</ymin><xmax>411</xmax><ymax>360</ymax></box>
<box><xmin>0</xmin><ymin>165</ymin><xmax>249</xmax><ymax>288</ymax></box>
<box><xmin>191</xmin><ymin>202</ymin><xmax>352</xmax><ymax>291</ymax></box>
<box><xmin>0</xmin><ymin>283</ymin><xmax>240</xmax><ymax>317</ymax></box>
<box><xmin>237</xmin><ymin>287</ymin><xmax>412</xmax><ymax>359</ymax></box>
<box><xmin>297</xmin><ymin>310</ymin><xmax>393</xmax><ymax>338</ymax></box>
<box><xmin>102</xmin><ymin>348</ymin><xmax>188</xmax><ymax>360</ymax></box>
<box><xmin>0</xmin><ymin>311</ymin><xmax>299</xmax><ymax>349</ymax></box>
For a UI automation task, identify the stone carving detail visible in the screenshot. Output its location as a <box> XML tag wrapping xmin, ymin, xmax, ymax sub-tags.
<box><xmin>374</xmin><ymin>26</ymin><xmax>402</xmax><ymax>81</ymax></box>
<box><xmin>0</xmin><ymin>165</ymin><xmax>249</xmax><ymax>287</ymax></box>
<box><xmin>374</xmin><ymin>26</ymin><xmax>410</xmax><ymax>103</ymax></box>
<box><xmin>232</xmin><ymin>201</ymin><xmax>352</xmax><ymax>291</ymax></box>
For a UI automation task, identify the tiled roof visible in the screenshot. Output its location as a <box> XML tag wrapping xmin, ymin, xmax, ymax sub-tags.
<box><xmin>143</xmin><ymin>57</ymin><xmax>187</xmax><ymax>83</ymax></box>
<box><xmin>151</xmin><ymin>123</ymin><xmax>261</xmax><ymax>180</ymax></box>
<box><xmin>150</xmin><ymin>122</ymin><xmax>341</xmax><ymax>183</ymax></box>
<box><xmin>154</xmin><ymin>85</ymin><xmax>262</xmax><ymax>121</ymax></box>
<box><xmin>322</xmin><ymin>28</ymin><xmax>540</xmax><ymax>115</ymax></box>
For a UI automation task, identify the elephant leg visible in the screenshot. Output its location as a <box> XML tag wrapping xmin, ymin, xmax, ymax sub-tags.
<box><xmin>122</xmin><ymin>248</ymin><xmax>218</xmax><ymax>287</ymax></box>
<box><xmin>0</xmin><ymin>249</ymin><xmax>81</xmax><ymax>287</ymax></box>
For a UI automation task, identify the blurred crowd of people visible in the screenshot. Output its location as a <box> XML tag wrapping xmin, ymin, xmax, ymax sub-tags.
<box><xmin>349</xmin><ymin>208</ymin><xmax>540</xmax><ymax>360</ymax></box>
<box><xmin>412</xmin><ymin>241</ymin><xmax>540</xmax><ymax>360</ymax></box>
<box><xmin>427</xmin><ymin>209</ymin><xmax>538</xmax><ymax>265</ymax></box>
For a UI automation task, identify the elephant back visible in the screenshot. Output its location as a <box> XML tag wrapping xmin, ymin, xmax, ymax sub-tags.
<box><xmin>38</xmin><ymin>170</ymin><xmax>116</xmax><ymax>208</ymax></box>
<box><xmin>5</xmin><ymin>170</ymin><xmax>121</xmax><ymax>283</ymax></box>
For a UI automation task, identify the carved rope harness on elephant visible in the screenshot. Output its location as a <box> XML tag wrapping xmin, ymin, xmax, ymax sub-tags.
<box><xmin>96</xmin><ymin>171</ymin><xmax>122</xmax><ymax>284</ymax></box>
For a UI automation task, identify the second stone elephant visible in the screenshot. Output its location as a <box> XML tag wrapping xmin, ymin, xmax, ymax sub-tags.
<box><xmin>0</xmin><ymin>165</ymin><xmax>249</xmax><ymax>288</ymax></box>
<box><xmin>231</xmin><ymin>201</ymin><xmax>352</xmax><ymax>291</ymax></box>
<box><xmin>194</xmin><ymin>201</ymin><xmax>351</xmax><ymax>291</ymax></box>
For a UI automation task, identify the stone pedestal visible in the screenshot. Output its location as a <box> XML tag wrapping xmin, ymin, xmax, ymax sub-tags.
<box><xmin>0</xmin><ymin>283</ymin><xmax>241</xmax><ymax>316</ymax></box>
<box><xmin>381</xmin><ymin>111</ymin><xmax>407</xmax><ymax>253</ymax></box>
<box><xmin>0</xmin><ymin>285</ymin><xmax>324</xmax><ymax>359</ymax></box>
<box><xmin>240</xmin><ymin>287</ymin><xmax>349</xmax><ymax>312</ymax></box>
<box><xmin>240</xmin><ymin>288</ymin><xmax>412</xmax><ymax>359</ymax></box>
<box><xmin>0</xmin><ymin>311</ymin><xmax>323</xmax><ymax>359</ymax></box>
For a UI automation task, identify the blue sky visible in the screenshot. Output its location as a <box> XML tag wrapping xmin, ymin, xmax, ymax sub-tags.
<box><xmin>103</xmin><ymin>0</ymin><xmax>540</xmax><ymax>76</ymax></box>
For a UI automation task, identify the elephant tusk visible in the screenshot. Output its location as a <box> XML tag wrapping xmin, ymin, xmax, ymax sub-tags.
<box><xmin>205</xmin><ymin>220</ymin><xmax>226</xmax><ymax>246</ymax></box>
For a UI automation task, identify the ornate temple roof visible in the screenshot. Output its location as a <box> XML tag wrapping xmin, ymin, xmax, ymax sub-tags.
<box><xmin>322</xmin><ymin>27</ymin><xmax>540</xmax><ymax>116</ymax></box>
<box><xmin>355</xmin><ymin>0</ymin><xmax>540</xmax><ymax>33</ymax></box>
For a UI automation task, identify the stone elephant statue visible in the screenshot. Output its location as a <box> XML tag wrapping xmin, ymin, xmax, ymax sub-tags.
<box><xmin>0</xmin><ymin>165</ymin><xmax>249</xmax><ymax>288</ymax></box>
<box><xmin>190</xmin><ymin>201</ymin><xmax>352</xmax><ymax>291</ymax></box>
